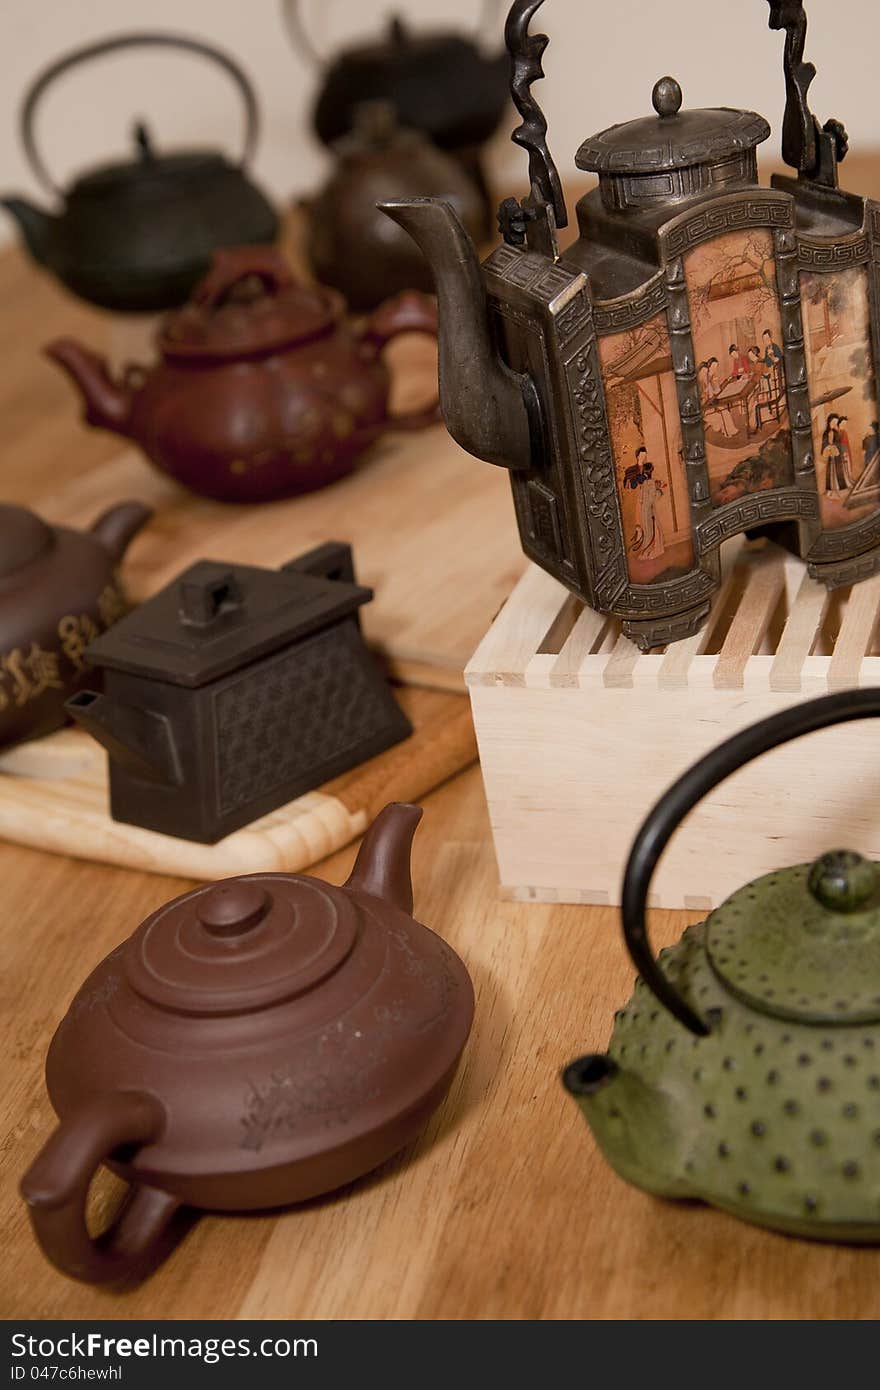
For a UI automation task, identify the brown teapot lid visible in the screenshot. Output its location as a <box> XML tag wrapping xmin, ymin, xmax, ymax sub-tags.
<box><xmin>159</xmin><ymin>246</ymin><xmax>343</xmax><ymax>361</ymax></box>
<box><xmin>126</xmin><ymin>876</ymin><xmax>359</xmax><ymax>1015</ymax></box>
<box><xmin>82</xmin><ymin>556</ymin><xmax>371</xmax><ymax>688</ymax></box>
<box><xmin>0</xmin><ymin>505</ymin><xmax>53</xmax><ymax>579</ymax></box>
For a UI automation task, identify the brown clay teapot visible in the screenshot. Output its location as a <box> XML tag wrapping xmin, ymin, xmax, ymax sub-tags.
<box><xmin>46</xmin><ymin>247</ymin><xmax>440</xmax><ymax>504</ymax></box>
<box><xmin>0</xmin><ymin>500</ymin><xmax>151</xmax><ymax>751</ymax></box>
<box><xmin>21</xmin><ymin>804</ymin><xmax>475</xmax><ymax>1285</ymax></box>
<box><xmin>305</xmin><ymin>102</ymin><xmax>487</xmax><ymax>311</ymax></box>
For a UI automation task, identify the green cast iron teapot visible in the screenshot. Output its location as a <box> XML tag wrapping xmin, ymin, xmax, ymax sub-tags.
<box><xmin>563</xmin><ymin>689</ymin><xmax>880</xmax><ymax>1243</ymax></box>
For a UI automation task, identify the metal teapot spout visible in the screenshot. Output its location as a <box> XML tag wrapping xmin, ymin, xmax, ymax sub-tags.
<box><xmin>345</xmin><ymin>802</ymin><xmax>423</xmax><ymax>915</ymax></box>
<box><xmin>378</xmin><ymin>198</ymin><xmax>539</xmax><ymax>471</ymax></box>
<box><xmin>65</xmin><ymin>691</ymin><xmax>181</xmax><ymax>788</ymax></box>
<box><xmin>0</xmin><ymin>196</ymin><xmax>55</xmax><ymax>266</ymax></box>
<box><xmin>563</xmin><ymin>1054</ymin><xmax>685</xmax><ymax>1197</ymax></box>
<box><xmin>90</xmin><ymin>501</ymin><xmax>153</xmax><ymax>566</ymax></box>
<box><xmin>45</xmin><ymin>338</ymin><xmax>137</xmax><ymax>437</ymax></box>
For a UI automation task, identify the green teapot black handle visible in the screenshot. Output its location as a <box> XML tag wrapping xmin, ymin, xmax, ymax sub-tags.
<box><xmin>622</xmin><ymin>688</ymin><xmax>880</xmax><ymax>1037</ymax></box>
<box><xmin>20</xmin><ymin>32</ymin><xmax>261</xmax><ymax>197</ymax></box>
<box><xmin>282</xmin><ymin>0</ymin><xmax>504</xmax><ymax>68</ymax></box>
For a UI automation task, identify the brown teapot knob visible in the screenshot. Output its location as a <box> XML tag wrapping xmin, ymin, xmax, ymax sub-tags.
<box><xmin>197</xmin><ymin>882</ymin><xmax>271</xmax><ymax>938</ymax></box>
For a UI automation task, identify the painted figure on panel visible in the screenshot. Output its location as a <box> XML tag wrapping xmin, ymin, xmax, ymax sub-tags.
<box><xmin>598</xmin><ymin>313</ymin><xmax>693</xmax><ymax>585</ymax></box>
<box><xmin>801</xmin><ymin>265</ymin><xmax>880</xmax><ymax>527</ymax></box>
<box><xmin>684</xmin><ymin>229</ymin><xmax>794</xmax><ymax>506</ymax></box>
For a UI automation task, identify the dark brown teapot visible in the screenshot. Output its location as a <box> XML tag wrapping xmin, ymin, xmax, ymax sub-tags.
<box><xmin>305</xmin><ymin>102</ymin><xmax>487</xmax><ymax>311</ymax></box>
<box><xmin>286</xmin><ymin>3</ymin><xmax>509</xmax><ymax>228</ymax></box>
<box><xmin>47</xmin><ymin>246</ymin><xmax>440</xmax><ymax>503</ymax></box>
<box><xmin>1</xmin><ymin>33</ymin><xmax>278</xmax><ymax>312</ymax></box>
<box><xmin>21</xmin><ymin>803</ymin><xmax>475</xmax><ymax>1285</ymax></box>
<box><xmin>0</xmin><ymin>501</ymin><xmax>152</xmax><ymax>751</ymax></box>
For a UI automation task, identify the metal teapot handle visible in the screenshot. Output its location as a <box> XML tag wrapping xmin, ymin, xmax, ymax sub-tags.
<box><xmin>282</xmin><ymin>0</ymin><xmax>504</xmax><ymax>68</ymax></box>
<box><xmin>622</xmin><ymin>688</ymin><xmax>880</xmax><ymax>1038</ymax></box>
<box><xmin>20</xmin><ymin>32</ymin><xmax>261</xmax><ymax>198</ymax></box>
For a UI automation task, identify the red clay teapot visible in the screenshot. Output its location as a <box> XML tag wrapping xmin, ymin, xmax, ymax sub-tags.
<box><xmin>21</xmin><ymin>804</ymin><xmax>475</xmax><ymax>1285</ymax></box>
<box><xmin>47</xmin><ymin>247</ymin><xmax>440</xmax><ymax>503</ymax></box>
<box><xmin>0</xmin><ymin>500</ymin><xmax>151</xmax><ymax>750</ymax></box>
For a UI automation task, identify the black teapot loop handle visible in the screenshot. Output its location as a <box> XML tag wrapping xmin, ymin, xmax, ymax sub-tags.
<box><xmin>622</xmin><ymin>688</ymin><xmax>880</xmax><ymax>1038</ymax></box>
<box><xmin>282</xmin><ymin>0</ymin><xmax>504</xmax><ymax>69</ymax></box>
<box><xmin>20</xmin><ymin>32</ymin><xmax>261</xmax><ymax>197</ymax></box>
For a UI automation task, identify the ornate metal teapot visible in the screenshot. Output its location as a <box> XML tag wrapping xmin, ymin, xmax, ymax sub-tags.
<box><xmin>22</xmin><ymin>803</ymin><xmax>474</xmax><ymax>1284</ymax></box>
<box><xmin>1</xmin><ymin>33</ymin><xmax>278</xmax><ymax>312</ymax></box>
<box><xmin>383</xmin><ymin>0</ymin><xmax>880</xmax><ymax>649</ymax></box>
<box><xmin>564</xmin><ymin>689</ymin><xmax>880</xmax><ymax>1243</ymax></box>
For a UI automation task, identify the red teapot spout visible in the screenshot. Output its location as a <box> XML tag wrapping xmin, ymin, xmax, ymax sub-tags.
<box><xmin>345</xmin><ymin>802</ymin><xmax>423</xmax><ymax>915</ymax></box>
<box><xmin>45</xmin><ymin>338</ymin><xmax>136</xmax><ymax>438</ymax></box>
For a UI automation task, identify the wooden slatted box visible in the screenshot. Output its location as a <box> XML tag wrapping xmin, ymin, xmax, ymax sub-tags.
<box><xmin>465</xmin><ymin>539</ymin><xmax>880</xmax><ymax>910</ymax></box>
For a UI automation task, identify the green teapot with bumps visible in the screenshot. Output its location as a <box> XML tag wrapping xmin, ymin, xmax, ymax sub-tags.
<box><xmin>564</xmin><ymin>689</ymin><xmax>880</xmax><ymax>1243</ymax></box>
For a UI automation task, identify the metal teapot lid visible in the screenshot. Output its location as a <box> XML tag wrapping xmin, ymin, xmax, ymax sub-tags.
<box><xmin>20</xmin><ymin>32</ymin><xmax>261</xmax><ymax>199</ymax></box>
<box><xmin>159</xmin><ymin>247</ymin><xmax>341</xmax><ymax>361</ymax></box>
<box><xmin>706</xmin><ymin>852</ymin><xmax>880</xmax><ymax>1025</ymax></box>
<box><xmin>0</xmin><ymin>505</ymin><xmax>53</xmax><ymax>578</ymax></box>
<box><xmin>126</xmin><ymin>875</ymin><xmax>359</xmax><ymax>1015</ymax></box>
<box><xmin>576</xmin><ymin>77</ymin><xmax>770</xmax><ymax>175</ymax></box>
<box><xmin>71</xmin><ymin>123</ymin><xmax>231</xmax><ymax>199</ymax></box>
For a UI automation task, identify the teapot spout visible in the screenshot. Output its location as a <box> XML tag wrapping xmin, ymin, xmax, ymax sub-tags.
<box><xmin>65</xmin><ymin>691</ymin><xmax>181</xmax><ymax>787</ymax></box>
<box><xmin>45</xmin><ymin>338</ymin><xmax>135</xmax><ymax>437</ymax></box>
<box><xmin>90</xmin><ymin>501</ymin><xmax>153</xmax><ymax>565</ymax></box>
<box><xmin>378</xmin><ymin>198</ymin><xmax>539</xmax><ymax>470</ymax></box>
<box><xmin>563</xmin><ymin>1054</ymin><xmax>686</xmax><ymax>1198</ymax></box>
<box><xmin>345</xmin><ymin>802</ymin><xmax>422</xmax><ymax>915</ymax></box>
<box><xmin>0</xmin><ymin>196</ymin><xmax>54</xmax><ymax>266</ymax></box>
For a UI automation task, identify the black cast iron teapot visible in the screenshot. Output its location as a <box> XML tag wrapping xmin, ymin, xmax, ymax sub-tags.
<box><xmin>1</xmin><ymin>33</ymin><xmax>278</xmax><ymax>312</ymax></box>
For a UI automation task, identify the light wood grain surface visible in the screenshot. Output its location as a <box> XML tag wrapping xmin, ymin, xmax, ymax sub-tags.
<box><xmin>2</xmin><ymin>165</ymin><xmax>880</xmax><ymax>1321</ymax></box>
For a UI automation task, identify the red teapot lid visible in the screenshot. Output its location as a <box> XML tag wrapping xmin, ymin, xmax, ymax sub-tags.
<box><xmin>159</xmin><ymin>246</ymin><xmax>343</xmax><ymax>361</ymax></box>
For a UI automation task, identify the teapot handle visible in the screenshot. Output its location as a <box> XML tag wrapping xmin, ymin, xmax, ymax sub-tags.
<box><xmin>360</xmin><ymin>291</ymin><xmax>441</xmax><ymax>432</ymax></box>
<box><xmin>282</xmin><ymin>0</ymin><xmax>504</xmax><ymax>69</ymax></box>
<box><xmin>20</xmin><ymin>32</ymin><xmax>261</xmax><ymax>198</ymax></box>
<box><xmin>21</xmin><ymin>1091</ymin><xmax>181</xmax><ymax>1285</ymax></box>
<box><xmin>191</xmin><ymin>246</ymin><xmax>297</xmax><ymax>309</ymax></box>
<box><xmin>622</xmin><ymin>688</ymin><xmax>880</xmax><ymax>1038</ymax></box>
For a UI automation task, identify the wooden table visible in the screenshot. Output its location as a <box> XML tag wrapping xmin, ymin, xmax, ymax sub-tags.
<box><xmin>3</xmin><ymin>164</ymin><xmax>880</xmax><ymax>1321</ymax></box>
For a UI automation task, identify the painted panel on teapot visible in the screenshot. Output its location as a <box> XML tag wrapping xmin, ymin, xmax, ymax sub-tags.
<box><xmin>800</xmin><ymin>265</ymin><xmax>880</xmax><ymax>530</ymax></box>
<box><xmin>598</xmin><ymin>313</ymin><xmax>694</xmax><ymax>585</ymax></box>
<box><xmin>684</xmin><ymin>229</ymin><xmax>794</xmax><ymax>507</ymax></box>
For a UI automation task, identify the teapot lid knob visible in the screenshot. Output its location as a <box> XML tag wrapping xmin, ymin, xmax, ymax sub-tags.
<box><xmin>807</xmin><ymin>850</ymin><xmax>877</xmax><ymax>914</ymax></box>
<box><xmin>197</xmin><ymin>882</ymin><xmax>271</xmax><ymax>938</ymax></box>
<box><xmin>652</xmin><ymin>76</ymin><xmax>683</xmax><ymax>119</ymax></box>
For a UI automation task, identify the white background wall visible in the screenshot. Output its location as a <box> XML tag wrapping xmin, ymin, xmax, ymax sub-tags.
<box><xmin>0</xmin><ymin>0</ymin><xmax>875</xmax><ymax>245</ymax></box>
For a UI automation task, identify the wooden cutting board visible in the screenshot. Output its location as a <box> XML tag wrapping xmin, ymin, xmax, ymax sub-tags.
<box><xmin>0</xmin><ymin>685</ymin><xmax>476</xmax><ymax>879</ymax></box>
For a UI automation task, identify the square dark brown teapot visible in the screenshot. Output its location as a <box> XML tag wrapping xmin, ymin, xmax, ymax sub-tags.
<box><xmin>66</xmin><ymin>542</ymin><xmax>411</xmax><ymax>843</ymax></box>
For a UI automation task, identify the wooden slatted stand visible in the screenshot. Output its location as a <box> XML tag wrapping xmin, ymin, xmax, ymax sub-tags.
<box><xmin>466</xmin><ymin>539</ymin><xmax>880</xmax><ymax>910</ymax></box>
